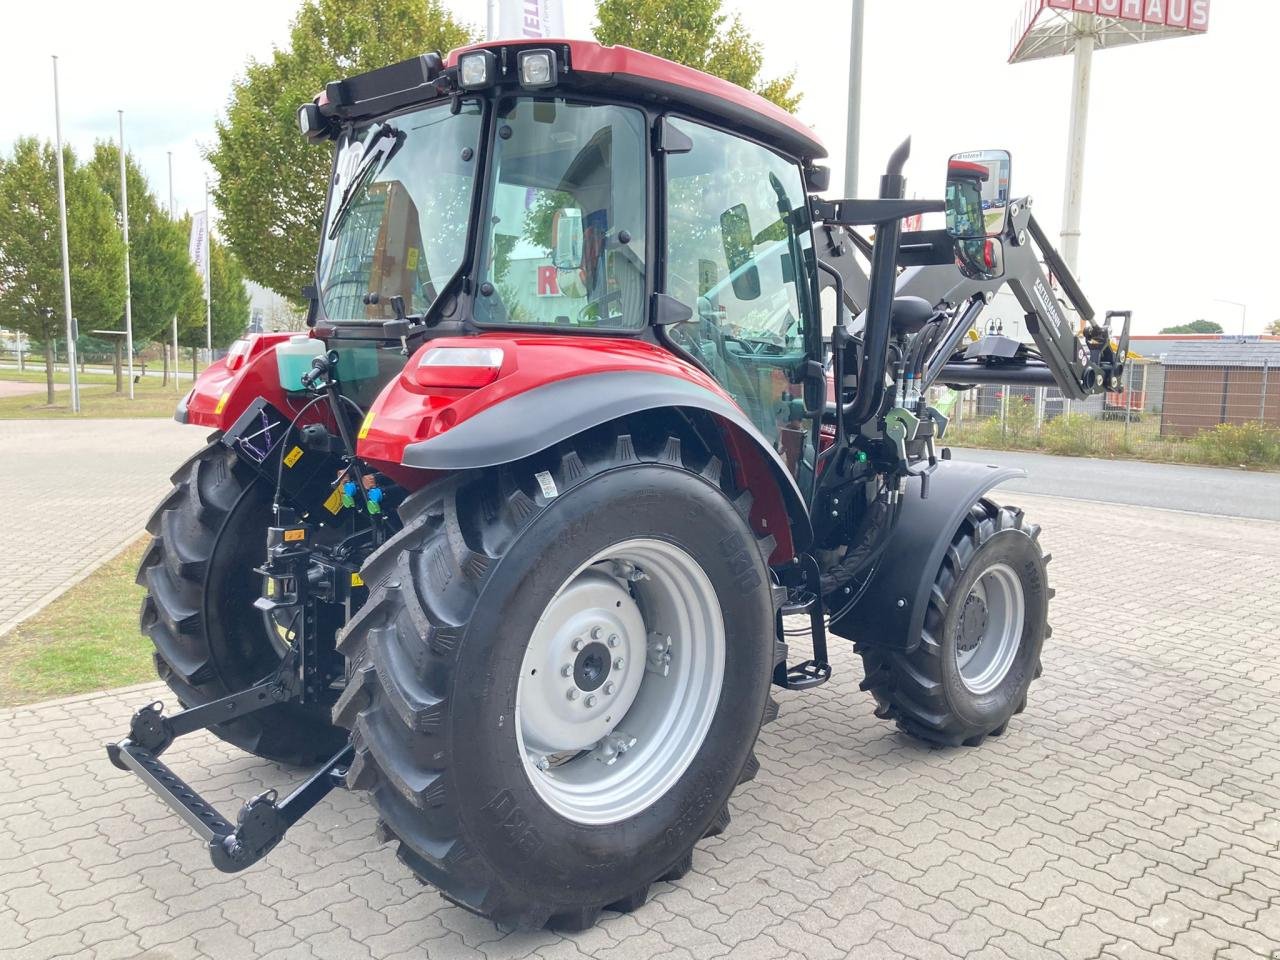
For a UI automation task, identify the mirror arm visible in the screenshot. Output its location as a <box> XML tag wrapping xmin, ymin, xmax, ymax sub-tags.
<box><xmin>810</xmin><ymin>197</ymin><xmax>944</xmax><ymax>227</ymax></box>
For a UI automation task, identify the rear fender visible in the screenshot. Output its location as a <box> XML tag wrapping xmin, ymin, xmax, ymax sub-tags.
<box><xmin>827</xmin><ymin>461</ymin><xmax>1024</xmax><ymax>650</ymax></box>
<box><xmin>359</xmin><ymin>336</ymin><xmax>812</xmax><ymax>561</ymax></box>
<box><xmin>178</xmin><ymin>333</ymin><xmax>298</xmax><ymax>429</ymax></box>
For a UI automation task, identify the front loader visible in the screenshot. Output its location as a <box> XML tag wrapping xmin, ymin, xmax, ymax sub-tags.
<box><xmin>108</xmin><ymin>38</ymin><xmax>1130</xmax><ymax>930</ymax></box>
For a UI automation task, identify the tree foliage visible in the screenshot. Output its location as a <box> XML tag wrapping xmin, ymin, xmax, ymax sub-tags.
<box><xmin>207</xmin><ymin>0</ymin><xmax>475</xmax><ymax>302</ymax></box>
<box><xmin>89</xmin><ymin>143</ymin><xmax>200</xmax><ymax>348</ymax></box>
<box><xmin>1160</xmin><ymin>319</ymin><xmax>1224</xmax><ymax>335</ymax></box>
<box><xmin>594</xmin><ymin>0</ymin><xmax>799</xmax><ymax>111</ymax></box>
<box><xmin>175</xmin><ymin>232</ymin><xmax>250</xmax><ymax>353</ymax></box>
<box><xmin>0</xmin><ymin>138</ymin><xmax>125</xmax><ymax>401</ymax></box>
<box><xmin>1265</xmin><ymin>318</ymin><xmax>1279</xmax><ymax>336</ymax></box>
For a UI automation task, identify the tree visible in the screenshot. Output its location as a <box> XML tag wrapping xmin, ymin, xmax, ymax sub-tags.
<box><xmin>89</xmin><ymin>142</ymin><xmax>201</xmax><ymax>387</ymax></box>
<box><xmin>176</xmin><ymin>235</ymin><xmax>250</xmax><ymax>373</ymax></box>
<box><xmin>208</xmin><ymin>0</ymin><xmax>475</xmax><ymax>303</ymax></box>
<box><xmin>1266</xmin><ymin>318</ymin><xmax>1280</xmax><ymax>336</ymax></box>
<box><xmin>594</xmin><ymin>0</ymin><xmax>799</xmax><ymax>110</ymax></box>
<box><xmin>1160</xmin><ymin>319</ymin><xmax>1223</xmax><ymax>335</ymax></box>
<box><xmin>0</xmin><ymin>138</ymin><xmax>125</xmax><ymax>403</ymax></box>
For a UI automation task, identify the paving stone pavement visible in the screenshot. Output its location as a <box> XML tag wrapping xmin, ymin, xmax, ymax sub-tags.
<box><xmin>1</xmin><ymin>493</ymin><xmax>1278</xmax><ymax>960</ymax></box>
<box><xmin>0</xmin><ymin>419</ymin><xmax>205</xmax><ymax>635</ymax></box>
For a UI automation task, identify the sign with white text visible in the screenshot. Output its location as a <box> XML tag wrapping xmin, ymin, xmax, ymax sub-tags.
<box><xmin>1011</xmin><ymin>0</ymin><xmax>1209</xmax><ymax>62</ymax></box>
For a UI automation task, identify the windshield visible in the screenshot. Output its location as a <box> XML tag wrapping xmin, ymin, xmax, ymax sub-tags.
<box><xmin>317</xmin><ymin>99</ymin><xmax>483</xmax><ymax>322</ymax></box>
<box><xmin>474</xmin><ymin>98</ymin><xmax>648</xmax><ymax>330</ymax></box>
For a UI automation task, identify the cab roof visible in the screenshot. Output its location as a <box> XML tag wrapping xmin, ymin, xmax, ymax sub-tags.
<box><xmin>445</xmin><ymin>38</ymin><xmax>826</xmax><ymax>163</ymax></box>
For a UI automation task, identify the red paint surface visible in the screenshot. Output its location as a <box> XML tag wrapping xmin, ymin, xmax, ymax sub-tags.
<box><xmin>359</xmin><ymin>333</ymin><xmax>795</xmax><ymax>560</ymax></box>
<box><xmin>184</xmin><ymin>333</ymin><xmax>301</xmax><ymax>430</ymax></box>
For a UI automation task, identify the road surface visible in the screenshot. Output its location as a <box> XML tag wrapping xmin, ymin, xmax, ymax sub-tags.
<box><xmin>953</xmin><ymin>447</ymin><xmax>1280</xmax><ymax>522</ymax></box>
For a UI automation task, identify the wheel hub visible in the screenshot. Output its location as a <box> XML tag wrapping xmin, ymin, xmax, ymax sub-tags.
<box><xmin>515</xmin><ymin>539</ymin><xmax>726</xmax><ymax>825</ymax></box>
<box><xmin>957</xmin><ymin>594</ymin><xmax>988</xmax><ymax>653</ymax></box>
<box><xmin>573</xmin><ymin>642</ymin><xmax>612</xmax><ymax>692</ymax></box>
<box><xmin>953</xmin><ymin>562</ymin><xmax>1026</xmax><ymax>695</ymax></box>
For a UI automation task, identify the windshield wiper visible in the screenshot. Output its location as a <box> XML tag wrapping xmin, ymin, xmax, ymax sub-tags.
<box><xmin>326</xmin><ymin>125</ymin><xmax>404</xmax><ymax>241</ymax></box>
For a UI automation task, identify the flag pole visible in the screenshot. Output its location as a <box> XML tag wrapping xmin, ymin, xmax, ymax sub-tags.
<box><xmin>119</xmin><ymin>110</ymin><xmax>135</xmax><ymax>399</ymax></box>
<box><xmin>52</xmin><ymin>55</ymin><xmax>80</xmax><ymax>413</ymax></box>
<box><xmin>169</xmin><ymin>151</ymin><xmax>179</xmax><ymax>392</ymax></box>
<box><xmin>203</xmin><ymin>177</ymin><xmax>212</xmax><ymax>360</ymax></box>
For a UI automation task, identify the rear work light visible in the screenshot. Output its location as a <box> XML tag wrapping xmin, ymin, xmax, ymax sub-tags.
<box><xmin>414</xmin><ymin>346</ymin><xmax>505</xmax><ymax>388</ymax></box>
<box><xmin>518</xmin><ymin>48</ymin><xmax>558</xmax><ymax>89</ymax></box>
<box><xmin>458</xmin><ymin>50</ymin><xmax>496</xmax><ymax>90</ymax></box>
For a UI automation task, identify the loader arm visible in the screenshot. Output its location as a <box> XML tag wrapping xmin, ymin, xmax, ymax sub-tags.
<box><xmin>904</xmin><ymin>202</ymin><xmax>1131</xmax><ymax>401</ymax></box>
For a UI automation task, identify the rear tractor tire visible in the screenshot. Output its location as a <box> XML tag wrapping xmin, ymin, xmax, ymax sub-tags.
<box><xmin>137</xmin><ymin>437</ymin><xmax>346</xmax><ymax>765</ymax></box>
<box><xmin>333</xmin><ymin>426</ymin><xmax>782</xmax><ymax>930</ymax></box>
<box><xmin>857</xmin><ymin>499</ymin><xmax>1051</xmax><ymax>747</ymax></box>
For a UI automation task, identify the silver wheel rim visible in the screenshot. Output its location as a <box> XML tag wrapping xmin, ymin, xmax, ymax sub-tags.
<box><xmin>515</xmin><ymin>538</ymin><xmax>725</xmax><ymax>825</ymax></box>
<box><xmin>954</xmin><ymin>562</ymin><xmax>1025</xmax><ymax>695</ymax></box>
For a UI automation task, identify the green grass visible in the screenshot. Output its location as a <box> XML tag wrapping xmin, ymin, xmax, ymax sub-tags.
<box><xmin>0</xmin><ymin>539</ymin><xmax>153</xmax><ymax>707</ymax></box>
<box><xmin>0</xmin><ymin>372</ymin><xmax>188</xmax><ymax>419</ymax></box>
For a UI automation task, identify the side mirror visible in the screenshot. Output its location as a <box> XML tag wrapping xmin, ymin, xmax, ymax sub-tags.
<box><xmin>550</xmin><ymin>208</ymin><xmax>583</xmax><ymax>270</ymax></box>
<box><xmin>720</xmin><ymin>203</ymin><xmax>761</xmax><ymax>301</ymax></box>
<box><xmin>954</xmin><ymin>237</ymin><xmax>1005</xmax><ymax>282</ymax></box>
<box><xmin>945</xmin><ymin>150</ymin><xmax>1011</xmax><ymax>240</ymax></box>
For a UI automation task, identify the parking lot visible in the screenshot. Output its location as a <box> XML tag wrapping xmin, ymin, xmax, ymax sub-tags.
<box><xmin>1</xmin><ymin>490</ymin><xmax>1278</xmax><ymax>959</ymax></box>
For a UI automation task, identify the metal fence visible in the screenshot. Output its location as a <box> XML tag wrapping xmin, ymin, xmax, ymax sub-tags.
<box><xmin>943</xmin><ymin>359</ymin><xmax>1280</xmax><ymax>465</ymax></box>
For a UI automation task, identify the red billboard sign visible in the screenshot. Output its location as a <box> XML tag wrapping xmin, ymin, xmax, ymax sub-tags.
<box><xmin>1035</xmin><ymin>0</ymin><xmax>1208</xmax><ymax>30</ymax></box>
<box><xmin>1012</xmin><ymin>0</ymin><xmax>1208</xmax><ymax>63</ymax></box>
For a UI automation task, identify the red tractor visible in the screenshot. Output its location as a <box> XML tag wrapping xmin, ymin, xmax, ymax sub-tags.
<box><xmin>109</xmin><ymin>39</ymin><xmax>1130</xmax><ymax>930</ymax></box>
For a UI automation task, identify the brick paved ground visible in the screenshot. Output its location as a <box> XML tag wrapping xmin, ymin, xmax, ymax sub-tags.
<box><xmin>0</xmin><ymin>419</ymin><xmax>204</xmax><ymax>635</ymax></box>
<box><xmin>1</xmin><ymin>493</ymin><xmax>1278</xmax><ymax>959</ymax></box>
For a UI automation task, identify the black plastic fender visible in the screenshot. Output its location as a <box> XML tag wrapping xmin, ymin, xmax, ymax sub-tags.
<box><xmin>827</xmin><ymin>460</ymin><xmax>1024</xmax><ymax>650</ymax></box>
<box><xmin>400</xmin><ymin>370</ymin><xmax>812</xmax><ymax>552</ymax></box>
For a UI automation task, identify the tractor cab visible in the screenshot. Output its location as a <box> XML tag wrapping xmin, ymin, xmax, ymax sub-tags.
<box><xmin>301</xmin><ymin>39</ymin><xmax>827</xmax><ymax>448</ymax></box>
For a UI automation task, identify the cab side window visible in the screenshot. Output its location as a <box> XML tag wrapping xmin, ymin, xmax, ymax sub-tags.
<box><xmin>663</xmin><ymin>117</ymin><xmax>815</xmax><ymax>446</ymax></box>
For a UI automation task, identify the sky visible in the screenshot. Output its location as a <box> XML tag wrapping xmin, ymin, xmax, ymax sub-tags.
<box><xmin>3</xmin><ymin>0</ymin><xmax>1277</xmax><ymax>334</ymax></box>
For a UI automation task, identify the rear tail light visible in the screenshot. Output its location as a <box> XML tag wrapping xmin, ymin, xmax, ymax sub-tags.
<box><xmin>413</xmin><ymin>346</ymin><xmax>505</xmax><ymax>388</ymax></box>
<box><xmin>225</xmin><ymin>338</ymin><xmax>254</xmax><ymax>372</ymax></box>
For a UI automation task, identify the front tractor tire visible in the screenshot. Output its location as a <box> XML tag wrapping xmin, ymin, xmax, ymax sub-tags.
<box><xmin>334</xmin><ymin>426</ymin><xmax>781</xmax><ymax>930</ymax></box>
<box><xmin>858</xmin><ymin>499</ymin><xmax>1050</xmax><ymax>747</ymax></box>
<box><xmin>137</xmin><ymin>437</ymin><xmax>346</xmax><ymax>765</ymax></box>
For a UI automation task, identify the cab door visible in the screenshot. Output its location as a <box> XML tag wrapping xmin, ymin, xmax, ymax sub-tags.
<box><xmin>660</xmin><ymin>117</ymin><xmax>819</xmax><ymax>472</ymax></box>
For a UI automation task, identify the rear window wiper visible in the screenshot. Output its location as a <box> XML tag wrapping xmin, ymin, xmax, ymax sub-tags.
<box><xmin>326</xmin><ymin>125</ymin><xmax>404</xmax><ymax>240</ymax></box>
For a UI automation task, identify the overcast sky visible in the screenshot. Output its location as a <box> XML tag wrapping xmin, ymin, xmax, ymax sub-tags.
<box><xmin>4</xmin><ymin>0</ymin><xmax>1276</xmax><ymax>334</ymax></box>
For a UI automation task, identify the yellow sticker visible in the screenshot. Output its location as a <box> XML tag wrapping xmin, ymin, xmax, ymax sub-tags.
<box><xmin>358</xmin><ymin>410</ymin><xmax>376</xmax><ymax>440</ymax></box>
<box><xmin>265</xmin><ymin>578</ymin><xmax>276</xmax><ymax>597</ymax></box>
<box><xmin>323</xmin><ymin>487</ymin><xmax>344</xmax><ymax>515</ymax></box>
<box><xmin>406</xmin><ymin>247</ymin><xmax>420</xmax><ymax>271</ymax></box>
<box><xmin>214</xmin><ymin>392</ymin><xmax>230</xmax><ymax>415</ymax></box>
<box><xmin>283</xmin><ymin>528</ymin><xmax>306</xmax><ymax>543</ymax></box>
<box><xmin>283</xmin><ymin>445</ymin><xmax>304</xmax><ymax>468</ymax></box>
<box><xmin>350</xmin><ymin>572</ymin><xmax>364</xmax><ymax>587</ymax></box>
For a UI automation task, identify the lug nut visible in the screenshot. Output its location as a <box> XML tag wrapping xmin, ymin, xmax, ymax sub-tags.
<box><xmin>567</xmin><ymin>689</ymin><xmax>579</xmax><ymax>701</ymax></box>
<box><xmin>608</xmin><ymin>634</ymin><xmax>619</xmax><ymax>648</ymax></box>
<box><xmin>591</xmin><ymin>626</ymin><xmax>602</xmax><ymax>639</ymax></box>
<box><xmin>561</xmin><ymin>664</ymin><xmax>573</xmax><ymax>677</ymax></box>
<box><xmin>585</xmin><ymin>695</ymin><xmax>597</xmax><ymax>707</ymax></box>
<box><xmin>614</xmin><ymin>657</ymin><xmax>625</xmax><ymax>670</ymax></box>
<box><xmin>604</xmin><ymin>682</ymin><xmax>615</xmax><ymax>695</ymax></box>
<box><xmin>572</xmin><ymin>637</ymin><xmax>584</xmax><ymax>651</ymax></box>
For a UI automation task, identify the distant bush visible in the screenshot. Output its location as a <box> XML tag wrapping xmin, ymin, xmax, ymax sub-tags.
<box><xmin>1040</xmin><ymin>414</ymin><xmax>1094</xmax><ymax>457</ymax></box>
<box><xmin>1189</xmin><ymin>421</ymin><xmax>1280</xmax><ymax>467</ymax></box>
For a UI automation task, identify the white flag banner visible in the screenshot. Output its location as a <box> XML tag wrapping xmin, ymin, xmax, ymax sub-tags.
<box><xmin>489</xmin><ymin>0</ymin><xmax>565</xmax><ymax>40</ymax></box>
<box><xmin>188</xmin><ymin>211</ymin><xmax>210</xmax><ymax>282</ymax></box>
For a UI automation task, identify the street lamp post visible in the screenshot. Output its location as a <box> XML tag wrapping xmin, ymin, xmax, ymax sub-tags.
<box><xmin>51</xmin><ymin>55</ymin><xmax>80</xmax><ymax>413</ymax></box>
<box><xmin>1213</xmin><ymin>298</ymin><xmax>1247</xmax><ymax>336</ymax></box>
